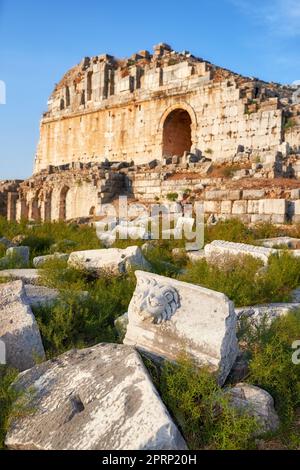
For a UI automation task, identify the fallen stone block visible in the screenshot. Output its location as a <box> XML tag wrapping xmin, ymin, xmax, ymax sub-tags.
<box><xmin>114</xmin><ymin>312</ymin><xmax>129</xmax><ymax>339</ymax></box>
<box><xmin>24</xmin><ymin>285</ymin><xmax>59</xmax><ymax>308</ymax></box>
<box><xmin>259</xmin><ymin>237</ymin><xmax>300</xmax><ymax>249</ymax></box>
<box><xmin>0</xmin><ymin>281</ymin><xmax>45</xmax><ymax>371</ymax></box>
<box><xmin>6</xmin><ymin>246</ymin><xmax>30</xmax><ymax>266</ymax></box>
<box><xmin>236</xmin><ymin>302</ymin><xmax>300</xmax><ymax>326</ymax></box>
<box><xmin>187</xmin><ymin>250</ymin><xmax>206</xmax><ymax>263</ymax></box>
<box><xmin>68</xmin><ymin>247</ymin><xmax>151</xmax><ymax>276</ymax></box>
<box><xmin>204</xmin><ymin>240</ymin><xmax>276</xmax><ymax>265</ymax></box>
<box><xmin>33</xmin><ymin>253</ymin><xmax>69</xmax><ymax>268</ymax></box>
<box><xmin>228</xmin><ymin>383</ymin><xmax>280</xmax><ymax>434</ymax></box>
<box><xmin>0</xmin><ymin>269</ymin><xmax>40</xmax><ymax>285</ymax></box>
<box><xmin>0</xmin><ymin>237</ymin><xmax>15</xmax><ymax>249</ymax></box>
<box><xmin>242</xmin><ymin>189</ymin><xmax>266</xmax><ymax>200</ymax></box>
<box><xmin>5</xmin><ymin>344</ymin><xmax>187</xmax><ymax>451</ymax></box>
<box><xmin>124</xmin><ymin>271</ymin><xmax>238</xmax><ymax>385</ymax></box>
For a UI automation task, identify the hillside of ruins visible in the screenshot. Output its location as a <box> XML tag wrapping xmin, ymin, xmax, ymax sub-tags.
<box><xmin>1</xmin><ymin>43</ymin><xmax>300</xmax><ymax>224</ymax></box>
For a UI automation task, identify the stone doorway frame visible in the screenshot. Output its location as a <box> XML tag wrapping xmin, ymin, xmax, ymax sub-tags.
<box><xmin>158</xmin><ymin>102</ymin><xmax>198</xmax><ymax>158</ymax></box>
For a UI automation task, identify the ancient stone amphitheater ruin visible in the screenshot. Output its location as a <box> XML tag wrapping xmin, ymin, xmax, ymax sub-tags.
<box><xmin>2</xmin><ymin>43</ymin><xmax>300</xmax><ymax>223</ymax></box>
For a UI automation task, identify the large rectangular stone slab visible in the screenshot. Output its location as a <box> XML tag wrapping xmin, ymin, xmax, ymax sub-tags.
<box><xmin>68</xmin><ymin>247</ymin><xmax>150</xmax><ymax>275</ymax></box>
<box><xmin>5</xmin><ymin>344</ymin><xmax>187</xmax><ymax>451</ymax></box>
<box><xmin>0</xmin><ymin>281</ymin><xmax>45</xmax><ymax>371</ymax></box>
<box><xmin>124</xmin><ymin>271</ymin><xmax>238</xmax><ymax>385</ymax></box>
<box><xmin>258</xmin><ymin>199</ymin><xmax>287</xmax><ymax>216</ymax></box>
<box><xmin>205</xmin><ymin>240</ymin><xmax>276</xmax><ymax>265</ymax></box>
<box><xmin>0</xmin><ymin>269</ymin><xmax>40</xmax><ymax>285</ymax></box>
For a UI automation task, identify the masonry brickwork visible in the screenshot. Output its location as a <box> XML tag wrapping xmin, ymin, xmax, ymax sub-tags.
<box><xmin>2</xmin><ymin>44</ymin><xmax>300</xmax><ymax>224</ymax></box>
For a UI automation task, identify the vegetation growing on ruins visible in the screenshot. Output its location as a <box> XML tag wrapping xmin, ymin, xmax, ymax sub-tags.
<box><xmin>1</xmin><ymin>218</ymin><xmax>300</xmax><ymax>449</ymax></box>
<box><xmin>0</xmin><ymin>367</ymin><xmax>33</xmax><ymax>450</ymax></box>
<box><xmin>181</xmin><ymin>252</ymin><xmax>300</xmax><ymax>307</ymax></box>
<box><xmin>0</xmin><ymin>218</ymin><xmax>102</xmax><ymax>261</ymax></box>
<box><xmin>145</xmin><ymin>355</ymin><xmax>259</xmax><ymax>450</ymax></box>
<box><xmin>35</xmin><ymin>260</ymin><xmax>135</xmax><ymax>358</ymax></box>
<box><xmin>238</xmin><ymin>311</ymin><xmax>300</xmax><ymax>448</ymax></box>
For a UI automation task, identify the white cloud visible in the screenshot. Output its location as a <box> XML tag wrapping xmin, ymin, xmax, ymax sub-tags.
<box><xmin>230</xmin><ymin>0</ymin><xmax>300</xmax><ymax>37</ymax></box>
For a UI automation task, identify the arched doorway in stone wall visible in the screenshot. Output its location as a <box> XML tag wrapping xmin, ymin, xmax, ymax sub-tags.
<box><xmin>59</xmin><ymin>186</ymin><xmax>70</xmax><ymax>221</ymax></box>
<box><xmin>162</xmin><ymin>109</ymin><xmax>192</xmax><ymax>157</ymax></box>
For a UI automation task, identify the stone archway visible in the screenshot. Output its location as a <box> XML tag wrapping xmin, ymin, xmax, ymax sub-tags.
<box><xmin>59</xmin><ymin>186</ymin><xmax>70</xmax><ymax>221</ymax></box>
<box><xmin>159</xmin><ymin>103</ymin><xmax>197</xmax><ymax>159</ymax></box>
<box><xmin>162</xmin><ymin>109</ymin><xmax>192</xmax><ymax>157</ymax></box>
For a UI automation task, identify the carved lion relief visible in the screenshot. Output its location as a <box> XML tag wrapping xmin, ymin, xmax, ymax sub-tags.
<box><xmin>132</xmin><ymin>276</ymin><xmax>180</xmax><ymax>324</ymax></box>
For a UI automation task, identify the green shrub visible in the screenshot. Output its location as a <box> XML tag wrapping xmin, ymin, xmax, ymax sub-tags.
<box><xmin>251</xmin><ymin>222</ymin><xmax>283</xmax><ymax>240</ymax></box>
<box><xmin>35</xmin><ymin>260</ymin><xmax>135</xmax><ymax>357</ymax></box>
<box><xmin>257</xmin><ymin>252</ymin><xmax>300</xmax><ymax>303</ymax></box>
<box><xmin>146</xmin><ymin>356</ymin><xmax>258</xmax><ymax>450</ymax></box>
<box><xmin>205</xmin><ymin>219</ymin><xmax>255</xmax><ymax>244</ymax></box>
<box><xmin>0</xmin><ymin>367</ymin><xmax>33</xmax><ymax>450</ymax></box>
<box><xmin>166</xmin><ymin>193</ymin><xmax>179</xmax><ymax>202</ymax></box>
<box><xmin>180</xmin><ymin>252</ymin><xmax>300</xmax><ymax>307</ymax></box>
<box><xmin>181</xmin><ymin>255</ymin><xmax>263</xmax><ymax>307</ymax></box>
<box><xmin>0</xmin><ymin>244</ymin><xmax>6</xmax><ymax>258</ymax></box>
<box><xmin>241</xmin><ymin>311</ymin><xmax>300</xmax><ymax>426</ymax></box>
<box><xmin>39</xmin><ymin>258</ymin><xmax>88</xmax><ymax>291</ymax></box>
<box><xmin>145</xmin><ymin>240</ymin><xmax>187</xmax><ymax>277</ymax></box>
<box><xmin>0</xmin><ymin>218</ymin><xmax>102</xmax><ymax>261</ymax></box>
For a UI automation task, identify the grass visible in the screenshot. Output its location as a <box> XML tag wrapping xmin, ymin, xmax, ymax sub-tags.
<box><xmin>0</xmin><ymin>217</ymin><xmax>102</xmax><ymax>264</ymax></box>
<box><xmin>240</xmin><ymin>311</ymin><xmax>300</xmax><ymax>425</ymax></box>
<box><xmin>181</xmin><ymin>252</ymin><xmax>300</xmax><ymax>307</ymax></box>
<box><xmin>0</xmin><ymin>366</ymin><xmax>34</xmax><ymax>450</ymax></box>
<box><xmin>166</xmin><ymin>193</ymin><xmax>179</xmax><ymax>202</ymax></box>
<box><xmin>32</xmin><ymin>258</ymin><xmax>135</xmax><ymax>358</ymax></box>
<box><xmin>1</xmin><ymin>218</ymin><xmax>300</xmax><ymax>449</ymax></box>
<box><xmin>145</xmin><ymin>355</ymin><xmax>259</xmax><ymax>450</ymax></box>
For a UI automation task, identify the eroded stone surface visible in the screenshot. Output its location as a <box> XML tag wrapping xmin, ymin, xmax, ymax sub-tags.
<box><xmin>236</xmin><ymin>303</ymin><xmax>300</xmax><ymax>326</ymax></box>
<box><xmin>24</xmin><ymin>285</ymin><xmax>59</xmax><ymax>308</ymax></box>
<box><xmin>124</xmin><ymin>271</ymin><xmax>238</xmax><ymax>385</ymax></box>
<box><xmin>205</xmin><ymin>240</ymin><xmax>276</xmax><ymax>265</ymax></box>
<box><xmin>228</xmin><ymin>383</ymin><xmax>280</xmax><ymax>434</ymax></box>
<box><xmin>259</xmin><ymin>237</ymin><xmax>300</xmax><ymax>249</ymax></box>
<box><xmin>5</xmin><ymin>343</ymin><xmax>187</xmax><ymax>451</ymax></box>
<box><xmin>33</xmin><ymin>253</ymin><xmax>69</xmax><ymax>268</ymax></box>
<box><xmin>0</xmin><ymin>269</ymin><xmax>40</xmax><ymax>285</ymax></box>
<box><xmin>0</xmin><ymin>281</ymin><xmax>45</xmax><ymax>371</ymax></box>
<box><xmin>68</xmin><ymin>247</ymin><xmax>150</xmax><ymax>275</ymax></box>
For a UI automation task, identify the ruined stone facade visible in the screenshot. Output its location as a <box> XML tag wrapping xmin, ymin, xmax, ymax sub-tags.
<box><xmin>35</xmin><ymin>43</ymin><xmax>300</xmax><ymax>172</ymax></box>
<box><xmin>2</xmin><ymin>44</ymin><xmax>300</xmax><ymax>224</ymax></box>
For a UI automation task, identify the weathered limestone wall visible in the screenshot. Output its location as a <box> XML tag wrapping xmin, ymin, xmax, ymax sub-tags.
<box><xmin>13</xmin><ymin>166</ymin><xmax>125</xmax><ymax>222</ymax></box>
<box><xmin>0</xmin><ymin>181</ymin><xmax>23</xmax><ymax>219</ymax></box>
<box><xmin>35</xmin><ymin>44</ymin><xmax>296</xmax><ymax>173</ymax></box>
<box><xmin>286</xmin><ymin>126</ymin><xmax>300</xmax><ymax>153</ymax></box>
<box><xmin>130</xmin><ymin>171</ymin><xmax>300</xmax><ymax>224</ymax></box>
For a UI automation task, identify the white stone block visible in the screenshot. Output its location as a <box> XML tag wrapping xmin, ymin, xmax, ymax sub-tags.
<box><xmin>205</xmin><ymin>240</ymin><xmax>276</xmax><ymax>265</ymax></box>
<box><xmin>0</xmin><ymin>281</ymin><xmax>45</xmax><ymax>371</ymax></box>
<box><xmin>124</xmin><ymin>271</ymin><xmax>238</xmax><ymax>385</ymax></box>
<box><xmin>5</xmin><ymin>344</ymin><xmax>187</xmax><ymax>450</ymax></box>
<box><xmin>68</xmin><ymin>247</ymin><xmax>150</xmax><ymax>275</ymax></box>
<box><xmin>259</xmin><ymin>199</ymin><xmax>287</xmax><ymax>216</ymax></box>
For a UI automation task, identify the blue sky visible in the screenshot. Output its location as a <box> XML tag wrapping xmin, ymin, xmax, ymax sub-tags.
<box><xmin>0</xmin><ymin>0</ymin><xmax>300</xmax><ymax>179</ymax></box>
